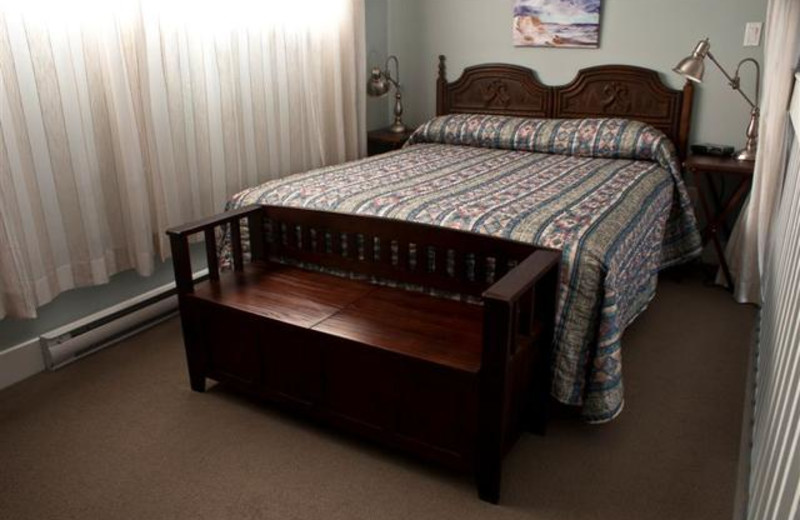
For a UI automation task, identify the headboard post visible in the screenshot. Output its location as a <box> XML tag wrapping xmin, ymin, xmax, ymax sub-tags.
<box><xmin>437</xmin><ymin>55</ymin><xmax>448</xmax><ymax>116</ymax></box>
<box><xmin>678</xmin><ymin>81</ymin><xmax>695</xmax><ymax>160</ymax></box>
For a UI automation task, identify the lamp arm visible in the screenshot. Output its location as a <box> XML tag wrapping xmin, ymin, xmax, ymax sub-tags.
<box><xmin>706</xmin><ymin>51</ymin><xmax>757</xmax><ymax>109</ymax></box>
<box><xmin>384</xmin><ymin>55</ymin><xmax>400</xmax><ymax>90</ymax></box>
<box><xmin>735</xmin><ymin>58</ymin><xmax>760</xmax><ymax>107</ymax></box>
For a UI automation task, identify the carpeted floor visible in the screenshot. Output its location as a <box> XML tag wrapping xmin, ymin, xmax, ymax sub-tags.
<box><xmin>0</xmin><ymin>273</ymin><xmax>756</xmax><ymax>520</ymax></box>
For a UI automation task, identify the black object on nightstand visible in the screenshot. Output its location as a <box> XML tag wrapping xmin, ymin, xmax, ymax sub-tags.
<box><xmin>684</xmin><ymin>154</ymin><xmax>755</xmax><ymax>291</ymax></box>
<box><xmin>367</xmin><ymin>126</ymin><xmax>416</xmax><ymax>156</ymax></box>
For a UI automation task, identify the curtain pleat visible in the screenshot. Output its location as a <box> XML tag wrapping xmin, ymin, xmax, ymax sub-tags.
<box><xmin>0</xmin><ymin>0</ymin><xmax>367</xmax><ymax>319</ymax></box>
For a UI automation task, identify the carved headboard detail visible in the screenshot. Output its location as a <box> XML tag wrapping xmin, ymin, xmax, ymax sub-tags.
<box><xmin>438</xmin><ymin>62</ymin><xmax>550</xmax><ymax>118</ymax></box>
<box><xmin>436</xmin><ymin>56</ymin><xmax>694</xmax><ymax>160</ymax></box>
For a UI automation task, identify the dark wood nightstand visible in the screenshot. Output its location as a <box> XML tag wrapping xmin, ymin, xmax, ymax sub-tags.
<box><xmin>367</xmin><ymin>126</ymin><xmax>417</xmax><ymax>157</ymax></box>
<box><xmin>684</xmin><ymin>154</ymin><xmax>755</xmax><ymax>290</ymax></box>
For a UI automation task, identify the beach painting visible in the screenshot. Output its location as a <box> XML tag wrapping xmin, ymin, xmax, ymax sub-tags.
<box><xmin>513</xmin><ymin>0</ymin><xmax>601</xmax><ymax>48</ymax></box>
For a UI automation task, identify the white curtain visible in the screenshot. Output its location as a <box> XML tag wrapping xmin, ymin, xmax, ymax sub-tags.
<box><xmin>748</xmin><ymin>115</ymin><xmax>800</xmax><ymax>520</ymax></box>
<box><xmin>725</xmin><ymin>0</ymin><xmax>800</xmax><ymax>304</ymax></box>
<box><xmin>0</xmin><ymin>0</ymin><xmax>367</xmax><ymax>319</ymax></box>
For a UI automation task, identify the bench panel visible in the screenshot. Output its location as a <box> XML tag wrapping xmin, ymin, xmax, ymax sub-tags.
<box><xmin>393</xmin><ymin>358</ymin><xmax>478</xmax><ymax>462</ymax></box>
<box><xmin>261</xmin><ymin>323</ymin><xmax>323</xmax><ymax>408</ymax></box>
<box><xmin>321</xmin><ymin>337</ymin><xmax>395</xmax><ymax>435</ymax></box>
<box><xmin>320</xmin><ymin>334</ymin><xmax>478</xmax><ymax>467</ymax></box>
<box><xmin>187</xmin><ymin>300</ymin><xmax>263</xmax><ymax>387</ymax></box>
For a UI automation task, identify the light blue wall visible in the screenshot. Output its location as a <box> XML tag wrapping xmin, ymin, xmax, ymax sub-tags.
<box><xmin>369</xmin><ymin>0</ymin><xmax>767</xmax><ymax>147</ymax></box>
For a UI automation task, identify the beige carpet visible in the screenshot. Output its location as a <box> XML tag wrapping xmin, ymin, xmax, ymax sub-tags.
<box><xmin>0</xmin><ymin>274</ymin><xmax>756</xmax><ymax>520</ymax></box>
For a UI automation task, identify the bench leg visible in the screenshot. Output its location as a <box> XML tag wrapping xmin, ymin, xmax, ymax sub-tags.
<box><xmin>185</xmin><ymin>345</ymin><xmax>206</xmax><ymax>392</ymax></box>
<box><xmin>476</xmin><ymin>418</ymin><xmax>503</xmax><ymax>504</ymax></box>
<box><xmin>178</xmin><ymin>308</ymin><xmax>206</xmax><ymax>393</ymax></box>
<box><xmin>476</xmin><ymin>456</ymin><xmax>502</xmax><ymax>504</ymax></box>
<box><xmin>189</xmin><ymin>370</ymin><xmax>206</xmax><ymax>393</ymax></box>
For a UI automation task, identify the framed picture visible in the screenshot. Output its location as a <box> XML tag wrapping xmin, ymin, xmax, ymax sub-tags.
<box><xmin>513</xmin><ymin>0</ymin><xmax>601</xmax><ymax>48</ymax></box>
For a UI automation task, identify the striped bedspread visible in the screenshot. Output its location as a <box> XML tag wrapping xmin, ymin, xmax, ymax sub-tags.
<box><xmin>224</xmin><ymin>115</ymin><xmax>702</xmax><ymax>422</ymax></box>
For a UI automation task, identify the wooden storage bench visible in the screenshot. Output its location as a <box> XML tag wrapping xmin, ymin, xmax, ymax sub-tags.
<box><xmin>167</xmin><ymin>205</ymin><xmax>560</xmax><ymax>503</ymax></box>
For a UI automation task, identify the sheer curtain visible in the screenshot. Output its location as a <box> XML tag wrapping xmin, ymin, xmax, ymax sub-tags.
<box><xmin>724</xmin><ymin>0</ymin><xmax>800</xmax><ymax>304</ymax></box>
<box><xmin>0</xmin><ymin>0</ymin><xmax>366</xmax><ymax>319</ymax></box>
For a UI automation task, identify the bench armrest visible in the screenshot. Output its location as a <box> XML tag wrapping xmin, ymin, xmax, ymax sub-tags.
<box><xmin>482</xmin><ymin>250</ymin><xmax>560</xmax><ymax>305</ymax></box>
<box><xmin>166</xmin><ymin>205</ymin><xmax>265</xmax><ymax>294</ymax></box>
<box><xmin>166</xmin><ymin>205</ymin><xmax>263</xmax><ymax>238</ymax></box>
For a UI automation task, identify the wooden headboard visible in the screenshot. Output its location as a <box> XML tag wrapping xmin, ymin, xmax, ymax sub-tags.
<box><xmin>436</xmin><ymin>55</ymin><xmax>694</xmax><ymax>160</ymax></box>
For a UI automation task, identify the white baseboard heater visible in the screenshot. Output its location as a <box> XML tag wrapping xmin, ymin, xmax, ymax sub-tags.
<box><xmin>40</xmin><ymin>269</ymin><xmax>207</xmax><ymax>370</ymax></box>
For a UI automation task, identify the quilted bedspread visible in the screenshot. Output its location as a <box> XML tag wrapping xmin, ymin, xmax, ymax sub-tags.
<box><xmin>224</xmin><ymin>115</ymin><xmax>702</xmax><ymax>422</ymax></box>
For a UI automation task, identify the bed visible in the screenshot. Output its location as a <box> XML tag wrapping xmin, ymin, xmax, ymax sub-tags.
<box><xmin>221</xmin><ymin>57</ymin><xmax>702</xmax><ymax>423</ymax></box>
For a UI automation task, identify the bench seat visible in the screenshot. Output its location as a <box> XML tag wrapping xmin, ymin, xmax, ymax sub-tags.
<box><xmin>189</xmin><ymin>262</ymin><xmax>484</xmax><ymax>373</ymax></box>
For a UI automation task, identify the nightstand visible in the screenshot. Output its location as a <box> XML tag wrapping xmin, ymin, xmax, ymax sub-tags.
<box><xmin>367</xmin><ymin>126</ymin><xmax>417</xmax><ymax>157</ymax></box>
<box><xmin>683</xmin><ymin>154</ymin><xmax>755</xmax><ymax>290</ymax></box>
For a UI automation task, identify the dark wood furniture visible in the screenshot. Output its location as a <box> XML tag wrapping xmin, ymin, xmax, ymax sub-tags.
<box><xmin>367</xmin><ymin>126</ymin><xmax>417</xmax><ymax>156</ymax></box>
<box><xmin>436</xmin><ymin>56</ymin><xmax>694</xmax><ymax>160</ymax></box>
<box><xmin>683</xmin><ymin>155</ymin><xmax>755</xmax><ymax>290</ymax></box>
<box><xmin>167</xmin><ymin>205</ymin><xmax>560</xmax><ymax>504</ymax></box>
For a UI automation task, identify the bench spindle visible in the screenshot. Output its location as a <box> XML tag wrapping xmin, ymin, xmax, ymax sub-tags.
<box><xmin>421</xmin><ymin>245</ymin><xmax>433</xmax><ymax>272</ymax></box>
<box><xmin>453</xmin><ymin>251</ymin><xmax>468</xmax><ymax>281</ymax></box>
<box><xmin>397</xmin><ymin>241</ymin><xmax>409</xmax><ymax>270</ymax></box>
<box><xmin>331</xmin><ymin>231</ymin><xmax>339</xmax><ymax>256</ymax></box>
<box><xmin>435</xmin><ymin>247</ymin><xmax>447</xmax><ymax>275</ymax></box>
<box><xmin>364</xmin><ymin>234</ymin><xmax>376</xmax><ymax>262</ymax></box>
<box><xmin>374</xmin><ymin>237</ymin><xmax>387</xmax><ymax>265</ymax></box>
<box><xmin>248</xmin><ymin>212</ymin><xmax>266</xmax><ymax>262</ymax></box>
<box><xmin>346</xmin><ymin>232</ymin><xmax>358</xmax><ymax>259</ymax></box>
<box><xmin>230</xmin><ymin>219</ymin><xmax>245</xmax><ymax>272</ymax></box>
<box><xmin>300</xmin><ymin>224</ymin><xmax>312</xmax><ymax>253</ymax></box>
<box><xmin>204</xmin><ymin>228</ymin><xmax>220</xmax><ymax>281</ymax></box>
<box><xmin>475</xmin><ymin>255</ymin><xmax>488</xmax><ymax>285</ymax></box>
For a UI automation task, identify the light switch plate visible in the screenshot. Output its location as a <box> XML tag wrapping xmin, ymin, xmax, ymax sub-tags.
<box><xmin>744</xmin><ymin>22</ymin><xmax>762</xmax><ymax>47</ymax></box>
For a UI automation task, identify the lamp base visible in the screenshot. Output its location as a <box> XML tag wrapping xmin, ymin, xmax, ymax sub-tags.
<box><xmin>734</xmin><ymin>107</ymin><xmax>759</xmax><ymax>162</ymax></box>
<box><xmin>734</xmin><ymin>147</ymin><xmax>757</xmax><ymax>162</ymax></box>
<box><xmin>389</xmin><ymin>122</ymin><xmax>407</xmax><ymax>133</ymax></box>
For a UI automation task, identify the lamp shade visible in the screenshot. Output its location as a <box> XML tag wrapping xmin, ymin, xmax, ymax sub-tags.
<box><xmin>673</xmin><ymin>38</ymin><xmax>711</xmax><ymax>83</ymax></box>
<box><xmin>367</xmin><ymin>67</ymin><xmax>391</xmax><ymax>97</ymax></box>
<box><xmin>673</xmin><ymin>56</ymin><xmax>705</xmax><ymax>83</ymax></box>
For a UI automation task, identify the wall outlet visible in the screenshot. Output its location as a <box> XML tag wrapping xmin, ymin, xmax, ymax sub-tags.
<box><xmin>744</xmin><ymin>22</ymin><xmax>762</xmax><ymax>47</ymax></box>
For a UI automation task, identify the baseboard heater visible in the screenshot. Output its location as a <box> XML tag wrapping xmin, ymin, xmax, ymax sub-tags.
<box><xmin>40</xmin><ymin>269</ymin><xmax>207</xmax><ymax>370</ymax></box>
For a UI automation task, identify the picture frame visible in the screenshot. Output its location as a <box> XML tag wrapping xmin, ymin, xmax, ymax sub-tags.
<box><xmin>513</xmin><ymin>0</ymin><xmax>602</xmax><ymax>49</ymax></box>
